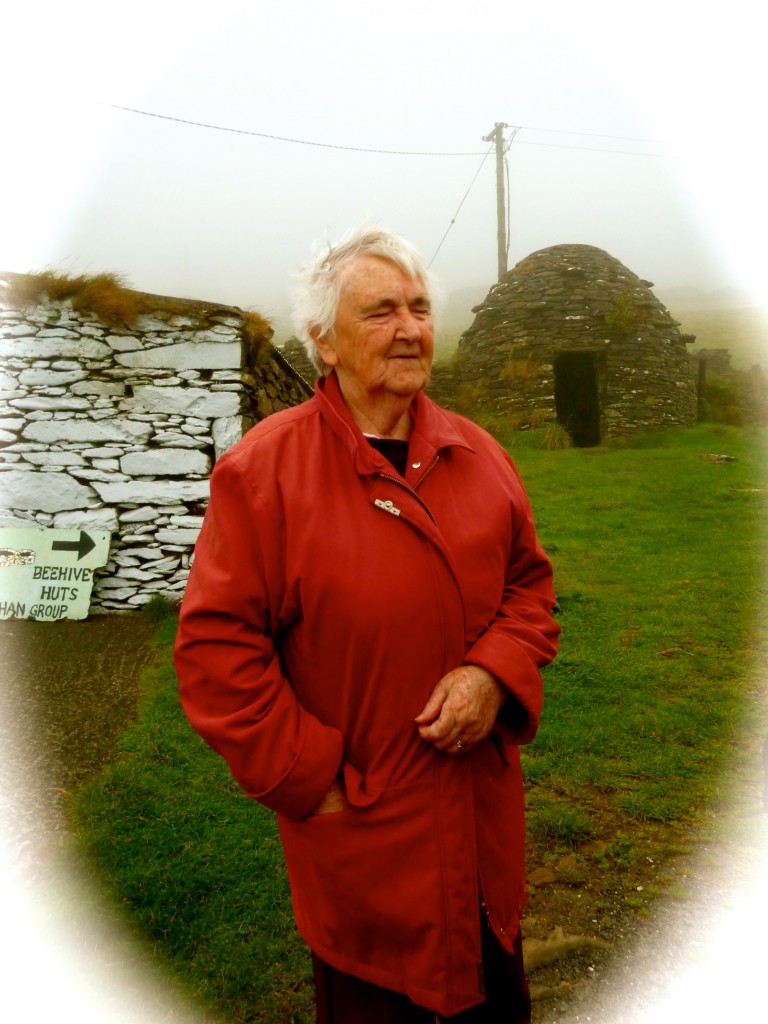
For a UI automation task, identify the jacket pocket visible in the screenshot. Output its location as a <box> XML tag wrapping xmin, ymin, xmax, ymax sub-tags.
<box><xmin>279</xmin><ymin>780</ymin><xmax>445</xmax><ymax>975</ymax></box>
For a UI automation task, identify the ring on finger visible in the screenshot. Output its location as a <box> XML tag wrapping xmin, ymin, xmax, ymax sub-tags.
<box><xmin>455</xmin><ymin>739</ymin><xmax>464</xmax><ymax>750</ymax></box>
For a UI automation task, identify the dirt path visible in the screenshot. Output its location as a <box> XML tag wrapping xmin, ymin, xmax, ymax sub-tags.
<box><xmin>1</xmin><ymin>616</ymin><xmax>156</xmax><ymax>862</ymax></box>
<box><xmin>1</xmin><ymin>616</ymin><xmax>765</xmax><ymax>1023</ymax></box>
<box><xmin>0</xmin><ymin>615</ymin><xmax>212</xmax><ymax>1024</ymax></box>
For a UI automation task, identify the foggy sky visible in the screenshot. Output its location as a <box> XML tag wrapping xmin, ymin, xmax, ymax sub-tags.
<box><xmin>3</xmin><ymin>1</ymin><xmax>766</xmax><ymax>341</ymax></box>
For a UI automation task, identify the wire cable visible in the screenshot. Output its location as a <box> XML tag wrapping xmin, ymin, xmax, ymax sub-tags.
<box><xmin>505</xmin><ymin>156</ymin><xmax>511</xmax><ymax>265</ymax></box>
<box><xmin>106</xmin><ymin>103</ymin><xmax>667</xmax><ymax>158</ymax></box>
<box><xmin>104</xmin><ymin>105</ymin><xmax>669</xmax><ymax>271</ymax></box>
<box><xmin>509</xmin><ymin>122</ymin><xmax>660</xmax><ymax>145</ymax></box>
<box><xmin>514</xmin><ymin>136</ymin><xmax>667</xmax><ymax>158</ymax></box>
<box><xmin>503</xmin><ymin>128</ymin><xmax>520</xmax><ymax>264</ymax></box>
<box><xmin>428</xmin><ymin>144</ymin><xmax>494</xmax><ymax>268</ymax></box>
<box><xmin>106</xmin><ymin>103</ymin><xmax>486</xmax><ymax>156</ymax></box>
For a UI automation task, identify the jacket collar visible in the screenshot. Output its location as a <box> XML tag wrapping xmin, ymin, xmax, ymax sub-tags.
<box><xmin>315</xmin><ymin>372</ymin><xmax>475</xmax><ymax>476</ymax></box>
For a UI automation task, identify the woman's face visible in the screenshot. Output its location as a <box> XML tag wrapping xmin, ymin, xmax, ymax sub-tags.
<box><xmin>315</xmin><ymin>255</ymin><xmax>434</xmax><ymax>405</ymax></box>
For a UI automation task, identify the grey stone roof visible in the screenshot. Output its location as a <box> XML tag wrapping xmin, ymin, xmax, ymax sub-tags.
<box><xmin>460</xmin><ymin>243</ymin><xmax>682</xmax><ymax>354</ymax></box>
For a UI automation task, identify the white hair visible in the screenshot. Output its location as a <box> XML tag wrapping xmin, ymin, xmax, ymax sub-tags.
<box><xmin>291</xmin><ymin>226</ymin><xmax>441</xmax><ymax>375</ymax></box>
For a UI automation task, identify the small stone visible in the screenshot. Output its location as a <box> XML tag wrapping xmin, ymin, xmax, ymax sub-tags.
<box><xmin>527</xmin><ymin>867</ymin><xmax>557</xmax><ymax>886</ymax></box>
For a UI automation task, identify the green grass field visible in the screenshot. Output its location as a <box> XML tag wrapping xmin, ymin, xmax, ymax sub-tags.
<box><xmin>70</xmin><ymin>424</ymin><xmax>768</xmax><ymax>1022</ymax></box>
<box><xmin>510</xmin><ymin>426</ymin><xmax>767</xmax><ymax>835</ymax></box>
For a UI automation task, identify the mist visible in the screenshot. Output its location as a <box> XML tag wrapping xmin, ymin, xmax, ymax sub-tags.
<box><xmin>2</xmin><ymin>1</ymin><xmax>765</xmax><ymax>343</ymax></box>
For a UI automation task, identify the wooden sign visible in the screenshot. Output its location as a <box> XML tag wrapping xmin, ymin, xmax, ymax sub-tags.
<box><xmin>0</xmin><ymin>527</ymin><xmax>111</xmax><ymax>621</ymax></box>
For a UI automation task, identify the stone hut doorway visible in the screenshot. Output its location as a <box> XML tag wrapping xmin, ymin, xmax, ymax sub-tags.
<box><xmin>555</xmin><ymin>351</ymin><xmax>601</xmax><ymax>447</ymax></box>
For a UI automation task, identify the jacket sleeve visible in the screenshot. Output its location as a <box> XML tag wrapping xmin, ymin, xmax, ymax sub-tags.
<box><xmin>174</xmin><ymin>452</ymin><xmax>344</xmax><ymax>821</ymax></box>
<box><xmin>463</xmin><ymin>452</ymin><xmax>560</xmax><ymax>745</ymax></box>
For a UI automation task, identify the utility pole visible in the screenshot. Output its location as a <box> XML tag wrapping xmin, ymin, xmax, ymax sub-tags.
<box><xmin>482</xmin><ymin>122</ymin><xmax>508</xmax><ymax>281</ymax></box>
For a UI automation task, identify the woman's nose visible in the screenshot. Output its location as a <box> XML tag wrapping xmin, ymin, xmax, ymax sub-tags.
<box><xmin>395</xmin><ymin>311</ymin><xmax>422</xmax><ymax>341</ymax></box>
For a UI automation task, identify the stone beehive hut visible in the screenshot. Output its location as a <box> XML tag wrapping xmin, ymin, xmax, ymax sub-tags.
<box><xmin>446</xmin><ymin>243</ymin><xmax>697</xmax><ymax>445</ymax></box>
<box><xmin>0</xmin><ymin>272</ymin><xmax>312</xmax><ymax>614</ymax></box>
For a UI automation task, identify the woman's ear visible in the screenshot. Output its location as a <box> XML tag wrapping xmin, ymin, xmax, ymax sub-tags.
<box><xmin>311</xmin><ymin>327</ymin><xmax>339</xmax><ymax>368</ymax></box>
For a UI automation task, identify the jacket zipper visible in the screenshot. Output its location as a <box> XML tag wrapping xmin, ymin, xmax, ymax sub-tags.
<box><xmin>413</xmin><ymin>455</ymin><xmax>439</xmax><ymax>492</ymax></box>
<box><xmin>380</xmin><ymin>450</ymin><xmax>482</xmax><ymax>1014</ymax></box>
<box><xmin>376</xmin><ymin>455</ymin><xmax>440</xmax><ymax>524</ymax></box>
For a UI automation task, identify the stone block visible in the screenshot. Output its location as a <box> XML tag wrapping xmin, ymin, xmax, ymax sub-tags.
<box><xmin>92</xmin><ymin>479</ymin><xmax>210</xmax><ymax>504</ymax></box>
<box><xmin>0</xmin><ymin>338</ymin><xmax>111</xmax><ymax>360</ymax></box>
<box><xmin>115</xmin><ymin>566</ymin><xmax>157</xmax><ymax>581</ymax></box>
<box><xmin>133</xmin><ymin>385</ymin><xmax>239</xmax><ymax>418</ymax></box>
<box><xmin>20</xmin><ymin>452</ymin><xmax>86</xmax><ymax>467</ymax></box>
<box><xmin>143</xmin><ymin>557</ymin><xmax>180</xmax><ymax>572</ymax></box>
<box><xmin>120</xmin><ymin>448</ymin><xmax>211</xmax><ymax>477</ymax></box>
<box><xmin>119</xmin><ymin>506</ymin><xmax>159</xmax><ymax>522</ymax></box>
<box><xmin>212</xmin><ymin>415</ymin><xmax>244</xmax><ymax>457</ymax></box>
<box><xmin>0</xmin><ymin>418</ymin><xmax>25</xmax><ymax>432</ymax></box>
<box><xmin>11</xmin><ymin>396</ymin><xmax>91</xmax><ymax>412</ymax></box>
<box><xmin>37</xmin><ymin>327</ymin><xmax>81</xmax><ymax>339</ymax></box>
<box><xmin>105</xmin><ymin>335</ymin><xmax>141</xmax><ymax>351</ymax></box>
<box><xmin>82</xmin><ymin>447</ymin><xmax>124</xmax><ymax>459</ymax></box>
<box><xmin>156</xmin><ymin>528</ymin><xmax>201</xmax><ymax>545</ymax></box>
<box><xmin>153</xmin><ymin>432</ymin><xmax>207</xmax><ymax>448</ymax></box>
<box><xmin>1</xmin><ymin>324</ymin><xmax>37</xmax><ymax>337</ymax></box>
<box><xmin>70</xmin><ymin>381</ymin><xmax>126</xmax><ymax>397</ymax></box>
<box><xmin>23</xmin><ymin>419</ymin><xmax>153</xmax><ymax>444</ymax></box>
<box><xmin>116</xmin><ymin>341</ymin><xmax>241</xmax><ymax>370</ymax></box>
<box><xmin>0</xmin><ymin>512</ymin><xmax>40</xmax><ymax>528</ymax></box>
<box><xmin>18</xmin><ymin>369</ymin><xmax>86</xmax><ymax>387</ymax></box>
<box><xmin>169</xmin><ymin>515</ymin><xmax>205</xmax><ymax>528</ymax></box>
<box><xmin>112</xmin><ymin>553</ymin><xmax>141</xmax><ymax>566</ymax></box>
<box><xmin>60</xmin><ymin>468</ymin><xmax>129</xmax><ymax>483</ymax></box>
<box><xmin>53</xmin><ymin>508</ymin><xmax>119</xmax><ymax>532</ymax></box>
<box><xmin>93</xmin><ymin>583</ymin><xmax>137</xmax><ymax>598</ymax></box>
<box><xmin>0</xmin><ymin>469</ymin><xmax>96</xmax><ymax>512</ymax></box>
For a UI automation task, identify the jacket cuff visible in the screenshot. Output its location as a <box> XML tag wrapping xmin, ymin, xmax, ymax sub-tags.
<box><xmin>464</xmin><ymin>633</ymin><xmax>543</xmax><ymax>744</ymax></box>
<box><xmin>252</xmin><ymin>718</ymin><xmax>345</xmax><ymax>822</ymax></box>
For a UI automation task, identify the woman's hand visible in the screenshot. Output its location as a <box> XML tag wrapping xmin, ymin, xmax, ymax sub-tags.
<box><xmin>308</xmin><ymin>777</ymin><xmax>347</xmax><ymax>815</ymax></box>
<box><xmin>415</xmin><ymin>665</ymin><xmax>505</xmax><ymax>754</ymax></box>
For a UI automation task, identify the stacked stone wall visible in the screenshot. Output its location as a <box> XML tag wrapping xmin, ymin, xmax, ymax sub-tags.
<box><xmin>0</xmin><ymin>277</ymin><xmax>312</xmax><ymax>613</ymax></box>
<box><xmin>280</xmin><ymin>336</ymin><xmax>317</xmax><ymax>383</ymax></box>
<box><xmin>429</xmin><ymin>244</ymin><xmax>698</xmax><ymax>440</ymax></box>
<box><xmin>600</xmin><ymin>336</ymin><xmax>698</xmax><ymax>436</ymax></box>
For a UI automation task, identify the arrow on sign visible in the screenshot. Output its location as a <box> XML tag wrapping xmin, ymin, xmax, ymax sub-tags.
<box><xmin>52</xmin><ymin>531</ymin><xmax>96</xmax><ymax>560</ymax></box>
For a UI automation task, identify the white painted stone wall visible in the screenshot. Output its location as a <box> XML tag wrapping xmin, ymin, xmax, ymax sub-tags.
<box><xmin>0</xmin><ymin>277</ymin><xmax>312</xmax><ymax>613</ymax></box>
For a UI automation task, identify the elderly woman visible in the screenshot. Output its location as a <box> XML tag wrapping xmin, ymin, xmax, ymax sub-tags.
<box><xmin>174</xmin><ymin>227</ymin><xmax>560</xmax><ymax>1023</ymax></box>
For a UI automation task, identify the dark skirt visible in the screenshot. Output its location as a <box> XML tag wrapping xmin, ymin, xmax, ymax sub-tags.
<box><xmin>312</xmin><ymin>916</ymin><xmax>530</xmax><ymax>1023</ymax></box>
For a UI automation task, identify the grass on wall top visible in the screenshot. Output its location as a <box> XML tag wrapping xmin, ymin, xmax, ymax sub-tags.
<box><xmin>2</xmin><ymin>270</ymin><xmax>273</xmax><ymax>348</ymax></box>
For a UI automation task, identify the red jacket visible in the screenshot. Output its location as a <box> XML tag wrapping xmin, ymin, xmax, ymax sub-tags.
<box><xmin>175</xmin><ymin>373</ymin><xmax>559</xmax><ymax>1016</ymax></box>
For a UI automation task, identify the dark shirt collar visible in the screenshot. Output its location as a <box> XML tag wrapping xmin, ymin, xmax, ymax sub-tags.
<box><xmin>315</xmin><ymin>371</ymin><xmax>475</xmax><ymax>477</ymax></box>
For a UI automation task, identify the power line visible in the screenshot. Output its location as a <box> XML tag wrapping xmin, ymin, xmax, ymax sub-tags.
<box><xmin>513</xmin><ymin>136</ymin><xmax>668</xmax><ymax>158</ymax></box>
<box><xmin>106</xmin><ymin>103</ymin><xmax>667</xmax><ymax>159</ymax></box>
<box><xmin>503</xmin><ymin>128</ymin><xmax>521</xmax><ymax>267</ymax></box>
<box><xmin>508</xmin><ymin>122</ymin><xmax>660</xmax><ymax>146</ymax></box>
<box><xmin>428</xmin><ymin>144</ymin><xmax>495</xmax><ymax>267</ymax></box>
<box><xmin>106</xmin><ymin>104</ymin><xmax>486</xmax><ymax>156</ymax></box>
<box><xmin>104</xmin><ymin>103</ymin><xmax>670</xmax><ymax>274</ymax></box>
